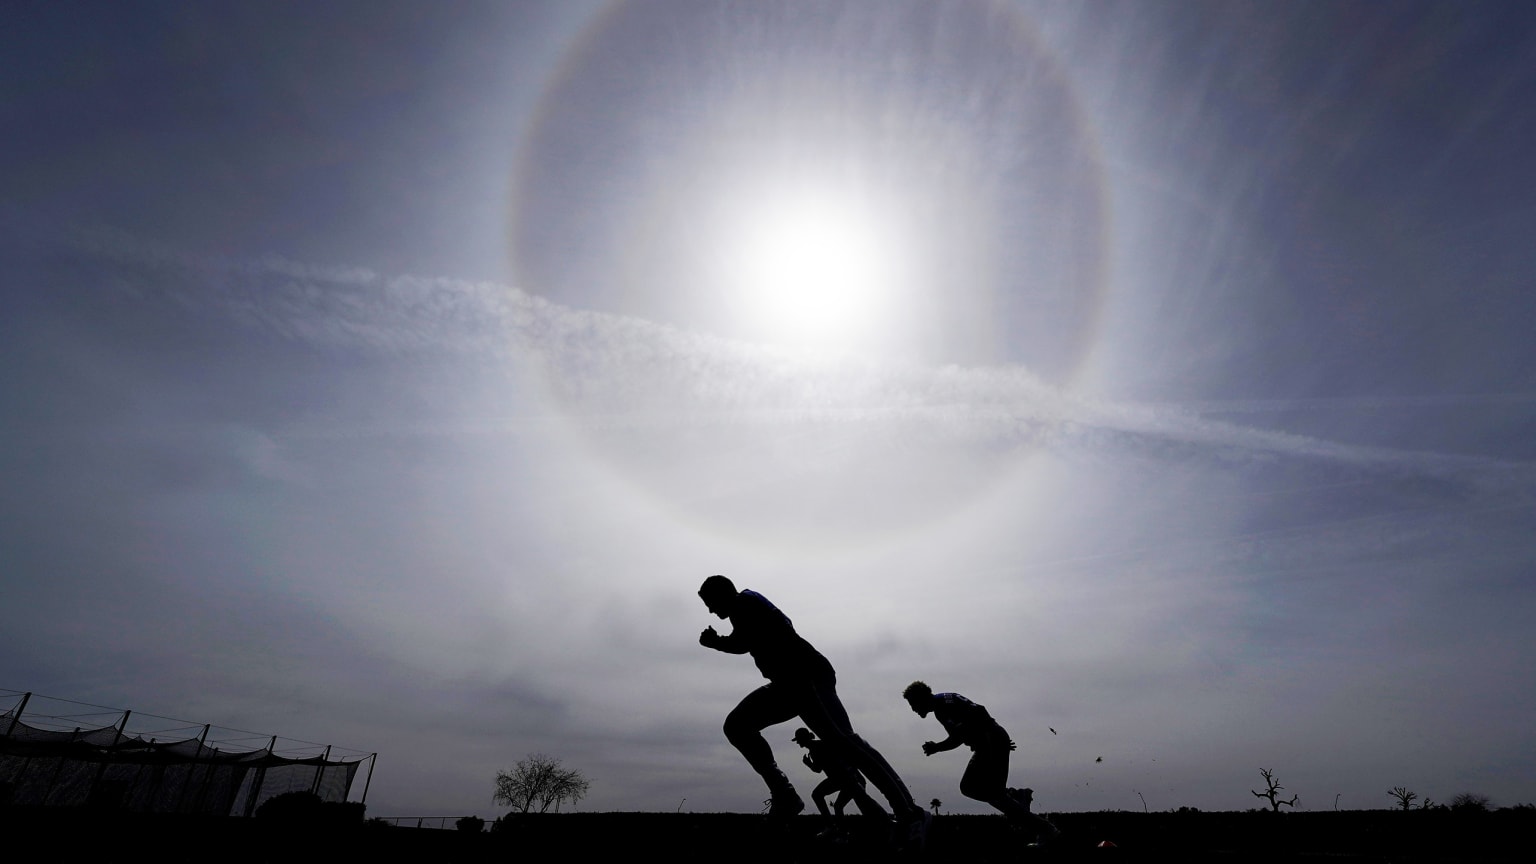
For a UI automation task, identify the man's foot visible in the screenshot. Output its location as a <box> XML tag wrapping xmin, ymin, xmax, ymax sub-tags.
<box><xmin>1026</xmin><ymin>815</ymin><xmax>1061</xmax><ymax>847</ymax></box>
<box><xmin>1008</xmin><ymin>786</ymin><xmax>1034</xmax><ymax>813</ymax></box>
<box><xmin>893</xmin><ymin>808</ymin><xmax>932</xmax><ymax>852</ymax></box>
<box><xmin>768</xmin><ymin>789</ymin><xmax>805</xmax><ymax>819</ymax></box>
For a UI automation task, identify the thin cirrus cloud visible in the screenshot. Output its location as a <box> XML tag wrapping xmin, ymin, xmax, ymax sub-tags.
<box><xmin>66</xmin><ymin>227</ymin><xmax>1535</xmax><ymax>501</ymax></box>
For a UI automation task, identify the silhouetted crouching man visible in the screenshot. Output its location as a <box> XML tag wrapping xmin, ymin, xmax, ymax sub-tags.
<box><xmin>698</xmin><ymin>575</ymin><xmax>928</xmax><ymax>845</ymax></box>
<box><xmin>793</xmin><ymin>726</ymin><xmax>886</xmax><ymax>830</ymax></box>
<box><xmin>903</xmin><ymin>681</ymin><xmax>1058</xmax><ymax>843</ymax></box>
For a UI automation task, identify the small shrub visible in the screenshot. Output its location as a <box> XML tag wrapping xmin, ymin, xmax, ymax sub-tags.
<box><xmin>256</xmin><ymin>791</ymin><xmax>324</xmax><ymax>821</ymax></box>
<box><xmin>255</xmin><ymin>791</ymin><xmax>364</xmax><ymax>824</ymax></box>
<box><xmin>1450</xmin><ymin>792</ymin><xmax>1491</xmax><ymax>813</ymax></box>
<box><xmin>457</xmin><ymin>815</ymin><xmax>486</xmax><ymax>833</ymax></box>
<box><xmin>323</xmin><ymin>800</ymin><xmax>366</xmax><ymax>823</ymax></box>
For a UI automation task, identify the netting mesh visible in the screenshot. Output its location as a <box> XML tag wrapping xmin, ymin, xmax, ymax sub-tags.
<box><xmin>0</xmin><ymin>708</ymin><xmax>365</xmax><ymax>815</ymax></box>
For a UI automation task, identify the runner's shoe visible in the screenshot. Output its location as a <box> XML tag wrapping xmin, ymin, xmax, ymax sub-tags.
<box><xmin>1008</xmin><ymin>786</ymin><xmax>1034</xmax><ymax>813</ymax></box>
<box><xmin>768</xmin><ymin>789</ymin><xmax>805</xmax><ymax>819</ymax></box>
<box><xmin>894</xmin><ymin>808</ymin><xmax>932</xmax><ymax>852</ymax></box>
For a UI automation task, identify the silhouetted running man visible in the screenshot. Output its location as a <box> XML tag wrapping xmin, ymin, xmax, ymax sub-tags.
<box><xmin>698</xmin><ymin>575</ymin><xmax>928</xmax><ymax>845</ymax></box>
<box><xmin>903</xmin><ymin>681</ymin><xmax>1058</xmax><ymax>843</ymax></box>
<box><xmin>793</xmin><ymin>726</ymin><xmax>886</xmax><ymax>829</ymax></box>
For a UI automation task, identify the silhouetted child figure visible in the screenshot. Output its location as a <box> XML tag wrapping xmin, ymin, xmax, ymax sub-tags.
<box><xmin>698</xmin><ymin>575</ymin><xmax>928</xmax><ymax>847</ymax></box>
<box><xmin>903</xmin><ymin>680</ymin><xmax>1058</xmax><ymax>843</ymax></box>
<box><xmin>793</xmin><ymin>726</ymin><xmax>887</xmax><ymax>831</ymax></box>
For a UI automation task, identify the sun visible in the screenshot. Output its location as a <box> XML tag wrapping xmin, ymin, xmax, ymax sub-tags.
<box><xmin>719</xmin><ymin>180</ymin><xmax>906</xmax><ymax>352</ymax></box>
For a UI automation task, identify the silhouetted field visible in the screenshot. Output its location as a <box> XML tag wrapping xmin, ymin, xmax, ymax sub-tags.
<box><xmin>3</xmin><ymin>806</ymin><xmax>1530</xmax><ymax>862</ymax></box>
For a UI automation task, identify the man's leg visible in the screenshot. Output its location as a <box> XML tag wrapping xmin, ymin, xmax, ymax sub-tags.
<box><xmin>834</xmin><ymin>770</ymin><xmax>887</xmax><ymax>818</ymax></box>
<box><xmin>962</xmin><ymin>749</ymin><xmax>1058</xmax><ymax>841</ymax></box>
<box><xmin>796</xmin><ymin>677</ymin><xmax>920</xmax><ymax>820</ymax></box>
<box><xmin>960</xmin><ymin>748</ymin><xmax>1022</xmax><ymax>816</ymax></box>
<box><xmin>724</xmin><ymin>683</ymin><xmax>803</xmax><ymax>813</ymax></box>
<box><xmin>811</xmin><ymin>778</ymin><xmax>838</xmax><ymax>817</ymax></box>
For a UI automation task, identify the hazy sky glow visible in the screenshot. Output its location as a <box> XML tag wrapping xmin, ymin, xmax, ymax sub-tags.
<box><xmin>3</xmin><ymin>1</ymin><xmax>1535</xmax><ymax>818</ymax></box>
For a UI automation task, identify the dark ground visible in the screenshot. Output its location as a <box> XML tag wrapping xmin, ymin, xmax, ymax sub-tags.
<box><xmin>3</xmin><ymin>806</ymin><xmax>1529</xmax><ymax>862</ymax></box>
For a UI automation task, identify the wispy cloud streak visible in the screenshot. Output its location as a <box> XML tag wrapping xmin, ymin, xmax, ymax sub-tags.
<box><xmin>66</xmin><ymin>230</ymin><xmax>1536</xmax><ymax>494</ymax></box>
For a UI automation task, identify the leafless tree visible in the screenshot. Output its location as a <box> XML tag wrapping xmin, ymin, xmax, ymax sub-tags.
<box><xmin>493</xmin><ymin>754</ymin><xmax>591</xmax><ymax>814</ymax></box>
<box><xmin>1389</xmin><ymin>787</ymin><xmax>1418</xmax><ymax>810</ymax></box>
<box><xmin>1251</xmin><ymin>769</ymin><xmax>1297</xmax><ymax>812</ymax></box>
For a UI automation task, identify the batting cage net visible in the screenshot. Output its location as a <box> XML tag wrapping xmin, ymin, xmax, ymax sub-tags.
<box><xmin>0</xmin><ymin>690</ymin><xmax>374</xmax><ymax>815</ymax></box>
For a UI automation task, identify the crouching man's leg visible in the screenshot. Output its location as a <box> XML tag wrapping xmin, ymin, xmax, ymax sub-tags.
<box><xmin>724</xmin><ymin>683</ymin><xmax>803</xmax><ymax>815</ymax></box>
<box><xmin>960</xmin><ymin>748</ymin><xmax>1026</xmax><ymax>816</ymax></box>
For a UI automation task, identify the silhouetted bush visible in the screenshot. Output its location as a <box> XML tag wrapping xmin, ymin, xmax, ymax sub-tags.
<box><xmin>1450</xmin><ymin>792</ymin><xmax>1491</xmax><ymax>813</ymax></box>
<box><xmin>256</xmin><ymin>791</ymin><xmax>324</xmax><ymax>821</ymax></box>
<box><xmin>324</xmin><ymin>800</ymin><xmax>366</xmax><ymax>823</ymax></box>
<box><xmin>254</xmin><ymin>791</ymin><xmax>364</xmax><ymax>825</ymax></box>
<box><xmin>457</xmin><ymin>815</ymin><xmax>486</xmax><ymax>833</ymax></box>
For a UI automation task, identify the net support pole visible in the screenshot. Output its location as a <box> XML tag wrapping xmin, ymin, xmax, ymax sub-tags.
<box><xmin>2</xmin><ymin>692</ymin><xmax>29</xmax><ymax>738</ymax></box>
<box><xmin>2</xmin><ymin>693</ymin><xmax>35</xmax><ymax>803</ymax></box>
<box><xmin>43</xmin><ymin>727</ymin><xmax>81</xmax><ymax>805</ymax></box>
<box><xmin>359</xmin><ymin>753</ymin><xmax>377</xmax><ymax>807</ymax></box>
<box><xmin>242</xmin><ymin>736</ymin><xmax>278</xmax><ymax>818</ymax></box>
<box><xmin>173</xmin><ymin>725</ymin><xmax>211</xmax><ymax>814</ymax></box>
<box><xmin>310</xmin><ymin>745</ymin><xmax>332</xmax><ymax>797</ymax></box>
<box><xmin>87</xmin><ymin>710</ymin><xmax>132</xmax><ymax>807</ymax></box>
<box><xmin>192</xmin><ymin>725</ymin><xmax>222</xmax><ymax>813</ymax></box>
<box><xmin>145</xmin><ymin>737</ymin><xmax>168</xmax><ymax>809</ymax></box>
<box><xmin>128</xmin><ymin>737</ymin><xmax>157</xmax><ymax>811</ymax></box>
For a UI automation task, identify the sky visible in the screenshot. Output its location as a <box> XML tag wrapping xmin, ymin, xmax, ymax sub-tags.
<box><xmin>3</xmin><ymin>0</ymin><xmax>1534</xmax><ymax>818</ymax></box>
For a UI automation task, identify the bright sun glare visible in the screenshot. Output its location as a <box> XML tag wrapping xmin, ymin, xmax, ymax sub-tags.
<box><xmin>723</xmin><ymin>181</ymin><xmax>904</xmax><ymax>351</ymax></box>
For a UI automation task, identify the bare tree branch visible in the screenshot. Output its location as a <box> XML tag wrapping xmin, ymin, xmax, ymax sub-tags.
<box><xmin>1251</xmin><ymin>769</ymin><xmax>1298</xmax><ymax>812</ymax></box>
<box><xmin>493</xmin><ymin>754</ymin><xmax>591</xmax><ymax>814</ymax></box>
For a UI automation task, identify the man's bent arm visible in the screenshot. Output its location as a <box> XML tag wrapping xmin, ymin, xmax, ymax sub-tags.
<box><xmin>923</xmin><ymin>736</ymin><xmax>962</xmax><ymax>755</ymax></box>
<box><xmin>700</xmin><ymin>626</ymin><xmax>749</xmax><ymax>654</ymax></box>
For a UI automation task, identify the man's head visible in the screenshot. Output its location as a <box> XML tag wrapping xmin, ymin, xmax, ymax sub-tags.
<box><xmin>903</xmin><ymin>680</ymin><xmax>934</xmax><ymax>717</ymax></box>
<box><xmin>792</xmin><ymin>727</ymin><xmax>816</xmax><ymax>748</ymax></box>
<box><xmin>698</xmin><ymin>574</ymin><xmax>738</xmax><ymax>619</ymax></box>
